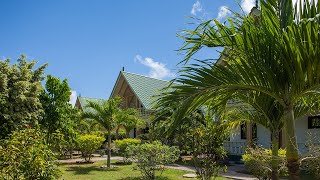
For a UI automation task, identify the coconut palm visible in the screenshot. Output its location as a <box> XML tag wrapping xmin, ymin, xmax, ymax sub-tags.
<box><xmin>82</xmin><ymin>97</ymin><xmax>121</xmax><ymax>168</ymax></box>
<box><xmin>116</xmin><ymin>108</ymin><xmax>145</xmax><ymax>138</ymax></box>
<box><xmin>170</xmin><ymin>0</ymin><xmax>320</xmax><ymax>179</ymax></box>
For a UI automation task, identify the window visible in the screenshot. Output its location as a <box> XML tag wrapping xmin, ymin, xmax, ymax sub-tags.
<box><xmin>308</xmin><ymin>115</ymin><xmax>320</xmax><ymax>129</ymax></box>
<box><xmin>240</xmin><ymin>123</ymin><xmax>257</xmax><ymax>140</ymax></box>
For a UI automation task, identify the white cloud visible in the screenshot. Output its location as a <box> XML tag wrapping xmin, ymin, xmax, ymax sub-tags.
<box><xmin>241</xmin><ymin>0</ymin><xmax>256</xmax><ymax>14</ymax></box>
<box><xmin>69</xmin><ymin>90</ymin><xmax>77</xmax><ymax>107</ymax></box>
<box><xmin>217</xmin><ymin>6</ymin><xmax>231</xmax><ymax>20</ymax></box>
<box><xmin>134</xmin><ymin>55</ymin><xmax>175</xmax><ymax>79</ymax></box>
<box><xmin>191</xmin><ymin>0</ymin><xmax>202</xmax><ymax>15</ymax></box>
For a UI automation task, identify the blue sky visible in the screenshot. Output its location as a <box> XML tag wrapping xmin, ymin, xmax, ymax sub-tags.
<box><xmin>0</xmin><ymin>0</ymin><xmax>256</xmax><ymax>105</ymax></box>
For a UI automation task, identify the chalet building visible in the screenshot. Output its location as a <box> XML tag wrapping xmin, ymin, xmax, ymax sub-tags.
<box><xmin>110</xmin><ymin>70</ymin><xmax>172</xmax><ymax>138</ymax></box>
<box><xmin>74</xmin><ymin>96</ymin><xmax>106</xmax><ymax>112</ymax></box>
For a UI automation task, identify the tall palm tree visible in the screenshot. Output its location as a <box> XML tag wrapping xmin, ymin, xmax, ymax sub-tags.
<box><xmin>82</xmin><ymin>97</ymin><xmax>121</xmax><ymax>168</ymax></box>
<box><xmin>171</xmin><ymin>0</ymin><xmax>320</xmax><ymax>179</ymax></box>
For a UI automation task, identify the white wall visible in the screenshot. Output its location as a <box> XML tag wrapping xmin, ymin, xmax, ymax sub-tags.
<box><xmin>256</xmin><ymin>124</ymin><xmax>271</xmax><ymax>149</ymax></box>
<box><xmin>227</xmin><ymin>117</ymin><xmax>320</xmax><ymax>154</ymax></box>
<box><xmin>295</xmin><ymin>116</ymin><xmax>320</xmax><ymax>153</ymax></box>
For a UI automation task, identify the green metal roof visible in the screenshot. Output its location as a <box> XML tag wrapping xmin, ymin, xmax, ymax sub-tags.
<box><xmin>77</xmin><ymin>96</ymin><xmax>106</xmax><ymax>112</ymax></box>
<box><xmin>121</xmin><ymin>71</ymin><xmax>172</xmax><ymax>110</ymax></box>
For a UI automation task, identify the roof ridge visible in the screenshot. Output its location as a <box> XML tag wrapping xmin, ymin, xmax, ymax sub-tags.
<box><xmin>122</xmin><ymin>71</ymin><xmax>172</xmax><ymax>82</ymax></box>
<box><xmin>78</xmin><ymin>96</ymin><xmax>106</xmax><ymax>100</ymax></box>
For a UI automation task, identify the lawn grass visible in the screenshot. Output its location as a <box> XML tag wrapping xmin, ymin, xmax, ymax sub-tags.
<box><xmin>59</xmin><ymin>160</ymin><xmax>229</xmax><ymax>180</ymax></box>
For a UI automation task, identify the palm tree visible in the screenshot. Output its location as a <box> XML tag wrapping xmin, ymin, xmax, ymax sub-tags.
<box><xmin>170</xmin><ymin>0</ymin><xmax>320</xmax><ymax>179</ymax></box>
<box><xmin>82</xmin><ymin>97</ymin><xmax>121</xmax><ymax>168</ymax></box>
<box><xmin>117</xmin><ymin>108</ymin><xmax>145</xmax><ymax>138</ymax></box>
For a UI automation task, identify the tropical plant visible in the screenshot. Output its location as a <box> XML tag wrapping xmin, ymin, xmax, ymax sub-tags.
<box><xmin>168</xmin><ymin>0</ymin><xmax>320</xmax><ymax>179</ymax></box>
<box><xmin>40</xmin><ymin>75</ymin><xmax>79</xmax><ymax>155</ymax></box>
<box><xmin>190</xmin><ymin>121</ymin><xmax>228</xmax><ymax>180</ymax></box>
<box><xmin>82</xmin><ymin>97</ymin><xmax>122</xmax><ymax>168</ymax></box>
<box><xmin>242</xmin><ymin>147</ymin><xmax>288</xmax><ymax>180</ymax></box>
<box><xmin>77</xmin><ymin>134</ymin><xmax>105</xmax><ymax>162</ymax></box>
<box><xmin>117</xmin><ymin>108</ymin><xmax>145</xmax><ymax>138</ymax></box>
<box><xmin>0</xmin><ymin>55</ymin><xmax>47</xmax><ymax>139</ymax></box>
<box><xmin>127</xmin><ymin>141</ymin><xmax>180</xmax><ymax>180</ymax></box>
<box><xmin>0</xmin><ymin>128</ymin><xmax>61</xmax><ymax>179</ymax></box>
<box><xmin>300</xmin><ymin>134</ymin><xmax>320</xmax><ymax>179</ymax></box>
<box><xmin>114</xmin><ymin>138</ymin><xmax>141</xmax><ymax>163</ymax></box>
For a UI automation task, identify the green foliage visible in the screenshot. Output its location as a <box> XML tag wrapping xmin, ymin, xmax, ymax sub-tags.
<box><xmin>114</xmin><ymin>138</ymin><xmax>141</xmax><ymax>162</ymax></box>
<box><xmin>78</xmin><ymin>134</ymin><xmax>105</xmax><ymax>162</ymax></box>
<box><xmin>0</xmin><ymin>128</ymin><xmax>61</xmax><ymax>179</ymax></box>
<box><xmin>40</xmin><ymin>75</ymin><xmax>79</xmax><ymax>155</ymax></box>
<box><xmin>117</xmin><ymin>108</ymin><xmax>145</xmax><ymax>138</ymax></box>
<box><xmin>242</xmin><ymin>147</ymin><xmax>288</xmax><ymax>180</ymax></box>
<box><xmin>82</xmin><ymin>97</ymin><xmax>122</xmax><ymax>167</ymax></box>
<box><xmin>190</xmin><ymin>122</ymin><xmax>228</xmax><ymax>180</ymax></box>
<box><xmin>128</xmin><ymin>141</ymin><xmax>180</xmax><ymax>180</ymax></box>
<box><xmin>300</xmin><ymin>136</ymin><xmax>320</xmax><ymax>180</ymax></box>
<box><xmin>0</xmin><ymin>56</ymin><xmax>47</xmax><ymax>139</ymax></box>
<box><xmin>109</xmin><ymin>130</ymin><xmax>126</xmax><ymax>140</ymax></box>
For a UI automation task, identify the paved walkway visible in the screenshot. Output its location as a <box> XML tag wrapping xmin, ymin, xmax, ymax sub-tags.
<box><xmin>167</xmin><ymin>164</ymin><xmax>257</xmax><ymax>180</ymax></box>
<box><xmin>57</xmin><ymin>155</ymin><xmax>123</xmax><ymax>164</ymax></box>
<box><xmin>57</xmin><ymin>156</ymin><xmax>257</xmax><ymax>180</ymax></box>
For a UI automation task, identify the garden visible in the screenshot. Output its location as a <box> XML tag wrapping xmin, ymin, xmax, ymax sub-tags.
<box><xmin>1</xmin><ymin>0</ymin><xmax>320</xmax><ymax>180</ymax></box>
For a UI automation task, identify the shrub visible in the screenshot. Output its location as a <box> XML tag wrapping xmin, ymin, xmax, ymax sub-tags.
<box><xmin>242</xmin><ymin>147</ymin><xmax>287</xmax><ymax>180</ymax></box>
<box><xmin>127</xmin><ymin>141</ymin><xmax>180</xmax><ymax>180</ymax></box>
<box><xmin>78</xmin><ymin>134</ymin><xmax>105</xmax><ymax>162</ymax></box>
<box><xmin>300</xmin><ymin>137</ymin><xmax>320</xmax><ymax>179</ymax></box>
<box><xmin>190</xmin><ymin>123</ymin><xmax>228</xmax><ymax>180</ymax></box>
<box><xmin>0</xmin><ymin>128</ymin><xmax>61</xmax><ymax>179</ymax></box>
<box><xmin>114</xmin><ymin>138</ymin><xmax>141</xmax><ymax>163</ymax></box>
<box><xmin>108</xmin><ymin>130</ymin><xmax>126</xmax><ymax>141</ymax></box>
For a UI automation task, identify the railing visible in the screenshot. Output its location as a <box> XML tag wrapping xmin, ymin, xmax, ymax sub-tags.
<box><xmin>223</xmin><ymin>141</ymin><xmax>248</xmax><ymax>155</ymax></box>
<box><xmin>137</xmin><ymin>108</ymin><xmax>154</xmax><ymax>118</ymax></box>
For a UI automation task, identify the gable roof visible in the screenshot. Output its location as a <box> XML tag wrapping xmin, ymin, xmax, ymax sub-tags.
<box><xmin>110</xmin><ymin>71</ymin><xmax>172</xmax><ymax>110</ymax></box>
<box><xmin>76</xmin><ymin>96</ymin><xmax>106</xmax><ymax>112</ymax></box>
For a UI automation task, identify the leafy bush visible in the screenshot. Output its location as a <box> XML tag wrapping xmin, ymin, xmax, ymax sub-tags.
<box><xmin>242</xmin><ymin>147</ymin><xmax>288</xmax><ymax>180</ymax></box>
<box><xmin>114</xmin><ymin>138</ymin><xmax>141</xmax><ymax>163</ymax></box>
<box><xmin>78</xmin><ymin>134</ymin><xmax>105</xmax><ymax>162</ymax></box>
<box><xmin>300</xmin><ymin>137</ymin><xmax>320</xmax><ymax>180</ymax></box>
<box><xmin>108</xmin><ymin>130</ymin><xmax>126</xmax><ymax>141</ymax></box>
<box><xmin>190</xmin><ymin>123</ymin><xmax>228</xmax><ymax>180</ymax></box>
<box><xmin>0</xmin><ymin>128</ymin><xmax>61</xmax><ymax>179</ymax></box>
<box><xmin>127</xmin><ymin>141</ymin><xmax>180</xmax><ymax>180</ymax></box>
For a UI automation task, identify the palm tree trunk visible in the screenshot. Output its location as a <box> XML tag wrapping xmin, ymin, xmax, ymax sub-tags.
<box><xmin>271</xmin><ymin>131</ymin><xmax>279</xmax><ymax>180</ymax></box>
<box><xmin>284</xmin><ymin>104</ymin><xmax>300</xmax><ymax>180</ymax></box>
<box><xmin>107</xmin><ymin>129</ymin><xmax>112</xmax><ymax>168</ymax></box>
<box><xmin>126</xmin><ymin>129</ymin><xmax>130</xmax><ymax>138</ymax></box>
<box><xmin>115</xmin><ymin>126</ymin><xmax>119</xmax><ymax>140</ymax></box>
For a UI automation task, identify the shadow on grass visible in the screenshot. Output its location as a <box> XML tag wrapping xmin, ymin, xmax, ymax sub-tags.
<box><xmin>120</xmin><ymin>176</ymin><xmax>169</xmax><ymax>180</ymax></box>
<box><xmin>65</xmin><ymin>166</ymin><xmax>119</xmax><ymax>175</ymax></box>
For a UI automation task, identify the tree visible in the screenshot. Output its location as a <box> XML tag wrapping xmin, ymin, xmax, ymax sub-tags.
<box><xmin>40</xmin><ymin>75</ymin><xmax>79</xmax><ymax>149</ymax></box>
<box><xmin>0</xmin><ymin>55</ymin><xmax>47</xmax><ymax>139</ymax></box>
<box><xmin>0</xmin><ymin>128</ymin><xmax>61</xmax><ymax>179</ymax></box>
<box><xmin>82</xmin><ymin>97</ymin><xmax>121</xmax><ymax>168</ymax></box>
<box><xmin>117</xmin><ymin>108</ymin><xmax>145</xmax><ymax>138</ymax></box>
<box><xmin>170</xmin><ymin>0</ymin><xmax>320</xmax><ymax>179</ymax></box>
